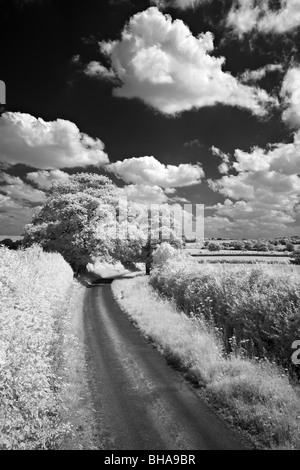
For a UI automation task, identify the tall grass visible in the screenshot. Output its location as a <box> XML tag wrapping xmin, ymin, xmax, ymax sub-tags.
<box><xmin>0</xmin><ymin>245</ymin><xmax>75</xmax><ymax>449</ymax></box>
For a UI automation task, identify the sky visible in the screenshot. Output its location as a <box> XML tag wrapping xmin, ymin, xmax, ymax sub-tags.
<box><xmin>0</xmin><ymin>0</ymin><xmax>300</xmax><ymax>238</ymax></box>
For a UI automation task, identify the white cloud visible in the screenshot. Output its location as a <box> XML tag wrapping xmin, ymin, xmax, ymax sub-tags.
<box><xmin>234</xmin><ymin>134</ymin><xmax>300</xmax><ymax>175</ymax></box>
<box><xmin>240</xmin><ymin>64</ymin><xmax>283</xmax><ymax>83</ymax></box>
<box><xmin>84</xmin><ymin>61</ymin><xmax>116</xmax><ymax>80</ymax></box>
<box><xmin>281</xmin><ymin>67</ymin><xmax>300</xmax><ymax>129</ymax></box>
<box><xmin>211</xmin><ymin>146</ymin><xmax>231</xmax><ymax>174</ymax></box>
<box><xmin>120</xmin><ymin>183</ymin><xmax>188</xmax><ymax>205</ymax></box>
<box><xmin>207</xmin><ymin>132</ymin><xmax>300</xmax><ymax>238</ymax></box>
<box><xmin>87</xmin><ymin>7</ymin><xmax>276</xmax><ymax>116</ymax></box>
<box><xmin>164</xmin><ymin>187</ymin><xmax>177</xmax><ymax>195</ymax></box>
<box><xmin>0</xmin><ymin>172</ymin><xmax>45</xmax><ymax>204</ymax></box>
<box><xmin>0</xmin><ymin>112</ymin><xmax>109</xmax><ymax>169</ymax></box>
<box><xmin>151</xmin><ymin>0</ymin><xmax>210</xmax><ymax>10</ymax></box>
<box><xmin>26</xmin><ymin>169</ymin><xmax>70</xmax><ymax>189</ymax></box>
<box><xmin>120</xmin><ymin>184</ymin><xmax>169</xmax><ymax>204</ymax></box>
<box><xmin>107</xmin><ymin>155</ymin><xmax>204</xmax><ymax>187</ymax></box>
<box><xmin>227</xmin><ymin>0</ymin><xmax>300</xmax><ymax>36</ymax></box>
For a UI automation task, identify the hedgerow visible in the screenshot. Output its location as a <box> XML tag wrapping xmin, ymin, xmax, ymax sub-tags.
<box><xmin>0</xmin><ymin>245</ymin><xmax>74</xmax><ymax>449</ymax></box>
<box><xmin>150</xmin><ymin>259</ymin><xmax>300</xmax><ymax>375</ymax></box>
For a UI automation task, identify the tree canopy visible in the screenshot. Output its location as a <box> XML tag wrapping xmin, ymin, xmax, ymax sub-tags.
<box><xmin>23</xmin><ymin>173</ymin><xmax>181</xmax><ymax>273</ymax></box>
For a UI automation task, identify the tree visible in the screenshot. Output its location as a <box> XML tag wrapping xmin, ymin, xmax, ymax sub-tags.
<box><xmin>232</xmin><ymin>240</ymin><xmax>245</xmax><ymax>251</ymax></box>
<box><xmin>23</xmin><ymin>173</ymin><xmax>181</xmax><ymax>274</ymax></box>
<box><xmin>0</xmin><ymin>238</ymin><xmax>22</xmax><ymax>250</ymax></box>
<box><xmin>253</xmin><ymin>241</ymin><xmax>269</xmax><ymax>252</ymax></box>
<box><xmin>285</xmin><ymin>242</ymin><xmax>294</xmax><ymax>252</ymax></box>
<box><xmin>0</xmin><ymin>238</ymin><xmax>14</xmax><ymax>249</ymax></box>
<box><xmin>23</xmin><ymin>174</ymin><xmax>119</xmax><ymax>273</ymax></box>
<box><xmin>244</xmin><ymin>240</ymin><xmax>254</xmax><ymax>251</ymax></box>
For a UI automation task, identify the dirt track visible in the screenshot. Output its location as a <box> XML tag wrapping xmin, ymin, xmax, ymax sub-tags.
<box><xmin>83</xmin><ymin>279</ymin><xmax>247</xmax><ymax>450</ymax></box>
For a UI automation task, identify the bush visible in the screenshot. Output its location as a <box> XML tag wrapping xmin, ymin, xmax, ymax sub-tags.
<box><xmin>286</xmin><ymin>242</ymin><xmax>294</xmax><ymax>252</ymax></box>
<box><xmin>0</xmin><ymin>238</ymin><xmax>22</xmax><ymax>250</ymax></box>
<box><xmin>152</xmin><ymin>242</ymin><xmax>188</xmax><ymax>270</ymax></box>
<box><xmin>254</xmin><ymin>242</ymin><xmax>269</xmax><ymax>251</ymax></box>
<box><xmin>207</xmin><ymin>242</ymin><xmax>221</xmax><ymax>252</ymax></box>
<box><xmin>244</xmin><ymin>241</ymin><xmax>254</xmax><ymax>250</ymax></box>
<box><xmin>152</xmin><ymin>242</ymin><xmax>177</xmax><ymax>269</ymax></box>
<box><xmin>290</xmin><ymin>249</ymin><xmax>300</xmax><ymax>265</ymax></box>
<box><xmin>231</xmin><ymin>241</ymin><xmax>245</xmax><ymax>251</ymax></box>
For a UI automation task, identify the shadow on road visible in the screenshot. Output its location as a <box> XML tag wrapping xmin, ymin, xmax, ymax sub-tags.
<box><xmin>76</xmin><ymin>269</ymin><xmax>144</xmax><ymax>288</ymax></box>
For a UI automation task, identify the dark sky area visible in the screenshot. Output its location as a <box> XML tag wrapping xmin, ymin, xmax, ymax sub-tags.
<box><xmin>0</xmin><ymin>0</ymin><xmax>299</xmax><ymax>237</ymax></box>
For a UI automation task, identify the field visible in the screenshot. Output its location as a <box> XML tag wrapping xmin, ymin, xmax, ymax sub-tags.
<box><xmin>193</xmin><ymin>255</ymin><xmax>289</xmax><ymax>263</ymax></box>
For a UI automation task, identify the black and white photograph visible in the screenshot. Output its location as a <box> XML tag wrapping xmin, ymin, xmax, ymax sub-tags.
<box><xmin>0</xmin><ymin>0</ymin><xmax>300</xmax><ymax>454</ymax></box>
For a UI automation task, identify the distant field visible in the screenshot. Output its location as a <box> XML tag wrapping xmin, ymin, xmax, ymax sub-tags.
<box><xmin>193</xmin><ymin>255</ymin><xmax>290</xmax><ymax>263</ymax></box>
<box><xmin>186</xmin><ymin>249</ymin><xmax>289</xmax><ymax>256</ymax></box>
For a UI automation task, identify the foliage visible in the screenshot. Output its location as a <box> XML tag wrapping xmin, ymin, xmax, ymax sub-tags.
<box><xmin>207</xmin><ymin>242</ymin><xmax>221</xmax><ymax>252</ymax></box>
<box><xmin>152</xmin><ymin>242</ymin><xmax>187</xmax><ymax>270</ymax></box>
<box><xmin>23</xmin><ymin>173</ymin><xmax>181</xmax><ymax>273</ymax></box>
<box><xmin>0</xmin><ymin>238</ymin><xmax>22</xmax><ymax>250</ymax></box>
<box><xmin>290</xmin><ymin>249</ymin><xmax>300</xmax><ymax>265</ymax></box>
<box><xmin>0</xmin><ymin>246</ymin><xmax>74</xmax><ymax>449</ymax></box>
<box><xmin>285</xmin><ymin>242</ymin><xmax>294</xmax><ymax>252</ymax></box>
<box><xmin>23</xmin><ymin>174</ymin><xmax>119</xmax><ymax>272</ymax></box>
<box><xmin>253</xmin><ymin>241</ymin><xmax>269</xmax><ymax>251</ymax></box>
<box><xmin>231</xmin><ymin>240</ymin><xmax>245</xmax><ymax>250</ymax></box>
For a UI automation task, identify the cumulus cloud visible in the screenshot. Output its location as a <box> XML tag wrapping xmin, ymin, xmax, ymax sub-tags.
<box><xmin>0</xmin><ymin>112</ymin><xmax>109</xmax><ymax>169</ymax></box>
<box><xmin>151</xmin><ymin>0</ymin><xmax>211</xmax><ymax>10</ymax></box>
<box><xmin>227</xmin><ymin>0</ymin><xmax>300</xmax><ymax>37</ymax></box>
<box><xmin>26</xmin><ymin>169</ymin><xmax>70</xmax><ymax>190</ymax></box>
<box><xmin>0</xmin><ymin>172</ymin><xmax>45</xmax><ymax>205</ymax></box>
<box><xmin>107</xmin><ymin>155</ymin><xmax>204</xmax><ymax>188</ymax></box>
<box><xmin>280</xmin><ymin>67</ymin><xmax>300</xmax><ymax>129</ymax></box>
<box><xmin>86</xmin><ymin>7</ymin><xmax>276</xmax><ymax>116</ymax></box>
<box><xmin>207</xmin><ymin>132</ymin><xmax>300</xmax><ymax>237</ymax></box>
<box><xmin>120</xmin><ymin>184</ymin><xmax>169</xmax><ymax>204</ymax></box>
